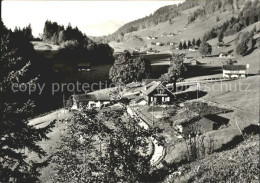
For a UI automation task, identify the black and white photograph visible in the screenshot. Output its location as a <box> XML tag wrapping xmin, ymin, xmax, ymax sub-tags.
<box><xmin>1</xmin><ymin>0</ymin><xmax>260</xmax><ymax>182</ymax></box>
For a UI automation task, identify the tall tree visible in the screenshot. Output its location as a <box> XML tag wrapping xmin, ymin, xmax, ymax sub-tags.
<box><xmin>198</xmin><ymin>41</ymin><xmax>212</xmax><ymax>55</ymax></box>
<box><xmin>196</xmin><ymin>38</ymin><xmax>201</xmax><ymax>47</ymax></box>
<box><xmin>192</xmin><ymin>38</ymin><xmax>196</xmax><ymax>46</ymax></box>
<box><xmin>183</xmin><ymin>41</ymin><xmax>187</xmax><ymax>49</ymax></box>
<box><xmin>0</xmin><ymin>22</ymin><xmax>55</xmax><ymax>182</ymax></box>
<box><xmin>236</xmin><ymin>31</ymin><xmax>254</xmax><ymax>56</ymax></box>
<box><xmin>188</xmin><ymin>40</ymin><xmax>192</xmax><ymax>48</ymax></box>
<box><xmin>179</xmin><ymin>42</ymin><xmax>183</xmax><ymax>50</ymax></box>
<box><xmin>109</xmin><ymin>52</ymin><xmax>151</xmax><ymax>84</ymax></box>
<box><xmin>160</xmin><ymin>54</ymin><xmax>186</xmax><ymax>91</ymax></box>
<box><xmin>218</xmin><ymin>30</ymin><xmax>224</xmax><ymax>43</ymax></box>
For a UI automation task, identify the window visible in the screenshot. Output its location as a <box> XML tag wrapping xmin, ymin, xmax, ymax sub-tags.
<box><xmin>151</xmin><ymin>97</ymin><xmax>153</xmax><ymax>102</ymax></box>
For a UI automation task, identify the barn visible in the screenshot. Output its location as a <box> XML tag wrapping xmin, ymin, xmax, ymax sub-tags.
<box><xmin>70</xmin><ymin>92</ymin><xmax>110</xmax><ymax>110</ymax></box>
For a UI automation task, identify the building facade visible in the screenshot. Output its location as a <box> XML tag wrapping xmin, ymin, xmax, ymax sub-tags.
<box><xmin>141</xmin><ymin>81</ymin><xmax>175</xmax><ymax>105</ymax></box>
<box><xmin>222</xmin><ymin>65</ymin><xmax>247</xmax><ymax>78</ymax></box>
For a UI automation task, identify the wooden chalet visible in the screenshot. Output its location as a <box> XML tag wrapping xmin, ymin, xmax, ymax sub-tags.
<box><xmin>140</xmin><ymin>81</ymin><xmax>175</xmax><ymax>105</ymax></box>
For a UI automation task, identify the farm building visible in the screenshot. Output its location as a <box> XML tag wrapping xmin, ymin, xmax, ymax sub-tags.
<box><xmin>188</xmin><ymin>46</ymin><xmax>199</xmax><ymax>51</ymax></box>
<box><xmin>78</xmin><ymin>63</ymin><xmax>91</xmax><ymax>71</ymax></box>
<box><xmin>141</xmin><ymin>81</ymin><xmax>175</xmax><ymax>105</ymax></box>
<box><xmin>222</xmin><ymin>65</ymin><xmax>247</xmax><ymax>78</ymax></box>
<box><xmin>173</xmin><ymin>102</ymin><xmax>231</xmax><ymax>136</ymax></box>
<box><xmin>156</xmin><ymin>42</ymin><xmax>163</xmax><ymax>46</ymax></box>
<box><xmin>146</xmin><ymin>50</ymin><xmax>159</xmax><ymax>54</ymax></box>
<box><xmin>168</xmin><ymin>33</ymin><xmax>176</xmax><ymax>37</ymax></box>
<box><xmin>167</xmin><ymin>42</ymin><xmax>176</xmax><ymax>46</ymax></box>
<box><xmin>190</xmin><ymin>59</ymin><xmax>200</xmax><ymax>65</ymax></box>
<box><xmin>219</xmin><ymin>52</ymin><xmax>233</xmax><ymax>58</ymax></box>
<box><xmin>217</xmin><ymin>42</ymin><xmax>230</xmax><ymax>48</ymax></box>
<box><xmin>70</xmin><ymin>92</ymin><xmax>110</xmax><ymax>110</ymax></box>
<box><xmin>175</xmin><ymin>114</ymin><xmax>229</xmax><ymax>136</ymax></box>
<box><xmin>161</xmin><ymin>33</ymin><xmax>167</xmax><ymax>36</ymax></box>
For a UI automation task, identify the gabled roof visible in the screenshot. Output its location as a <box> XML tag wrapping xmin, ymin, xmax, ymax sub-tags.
<box><xmin>172</xmin><ymin>102</ymin><xmax>230</xmax><ymax>126</ymax></box>
<box><xmin>217</xmin><ymin>42</ymin><xmax>230</xmax><ymax>46</ymax></box>
<box><xmin>190</xmin><ymin>58</ymin><xmax>200</xmax><ymax>63</ymax></box>
<box><xmin>219</xmin><ymin>52</ymin><xmax>229</xmax><ymax>55</ymax></box>
<box><xmin>73</xmin><ymin>89</ymin><xmax>111</xmax><ymax>102</ymax></box>
<box><xmin>141</xmin><ymin>81</ymin><xmax>161</xmax><ymax>95</ymax></box>
<box><xmin>141</xmin><ymin>81</ymin><xmax>175</xmax><ymax>96</ymax></box>
<box><xmin>78</xmin><ymin>63</ymin><xmax>91</xmax><ymax>67</ymax></box>
<box><xmin>223</xmin><ymin>65</ymin><xmax>246</xmax><ymax>71</ymax></box>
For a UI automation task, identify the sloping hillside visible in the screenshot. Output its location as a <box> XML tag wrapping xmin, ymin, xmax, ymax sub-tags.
<box><xmin>109</xmin><ymin>7</ymin><xmax>238</xmax><ymax>52</ymax></box>
<box><xmin>164</xmin><ymin>135</ymin><xmax>259</xmax><ymax>183</ymax></box>
<box><xmin>109</xmin><ymin>0</ymin><xmax>259</xmax><ymax>54</ymax></box>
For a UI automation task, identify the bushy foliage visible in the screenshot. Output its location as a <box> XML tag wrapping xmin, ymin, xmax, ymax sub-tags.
<box><xmin>199</xmin><ymin>41</ymin><xmax>212</xmax><ymax>55</ymax></box>
<box><xmin>109</xmin><ymin>52</ymin><xmax>151</xmax><ymax>84</ymax></box>
<box><xmin>52</xmin><ymin>109</ymin><xmax>152</xmax><ymax>182</ymax></box>
<box><xmin>236</xmin><ymin>31</ymin><xmax>255</xmax><ymax>56</ymax></box>
<box><xmin>42</xmin><ymin>20</ymin><xmax>115</xmax><ymax>65</ymax></box>
<box><xmin>160</xmin><ymin>54</ymin><xmax>186</xmax><ymax>88</ymax></box>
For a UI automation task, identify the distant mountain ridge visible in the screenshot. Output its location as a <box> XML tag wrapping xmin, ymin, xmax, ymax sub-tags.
<box><xmin>93</xmin><ymin>0</ymin><xmax>250</xmax><ymax>43</ymax></box>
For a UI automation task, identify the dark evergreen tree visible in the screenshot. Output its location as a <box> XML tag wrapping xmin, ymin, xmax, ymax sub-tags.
<box><xmin>188</xmin><ymin>40</ymin><xmax>192</xmax><ymax>48</ymax></box>
<box><xmin>192</xmin><ymin>38</ymin><xmax>196</xmax><ymax>46</ymax></box>
<box><xmin>196</xmin><ymin>38</ymin><xmax>201</xmax><ymax>47</ymax></box>
<box><xmin>0</xmin><ymin>21</ymin><xmax>55</xmax><ymax>182</ymax></box>
<box><xmin>179</xmin><ymin>42</ymin><xmax>183</xmax><ymax>50</ymax></box>
<box><xmin>183</xmin><ymin>41</ymin><xmax>187</xmax><ymax>49</ymax></box>
<box><xmin>218</xmin><ymin>30</ymin><xmax>224</xmax><ymax>43</ymax></box>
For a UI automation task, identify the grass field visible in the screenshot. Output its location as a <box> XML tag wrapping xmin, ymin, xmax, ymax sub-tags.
<box><xmin>27</xmin><ymin>109</ymin><xmax>73</xmax><ymax>182</ymax></box>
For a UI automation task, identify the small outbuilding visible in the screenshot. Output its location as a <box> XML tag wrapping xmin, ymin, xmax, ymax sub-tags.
<box><xmin>190</xmin><ymin>59</ymin><xmax>200</xmax><ymax>66</ymax></box>
<box><xmin>217</xmin><ymin>42</ymin><xmax>230</xmax><ymax>48</ymax></box>
<box><xmin>156</xmin><ymin>42</ymin><xmax>163</xmax><ymax>46</ymax></box>
<box><xmin>219</xmin><ymin>52</ymin><xmax>232</xmax><ymax>58</ymax></box>
<box><xmin>78</xmin><ymin>63</ymin><xmax>91</xmax><ymax>71</ymax></box>
<box><xmin>189</xmin><ymin>46</ymin><xmax>199</xmax><ymax>52</ymax></box>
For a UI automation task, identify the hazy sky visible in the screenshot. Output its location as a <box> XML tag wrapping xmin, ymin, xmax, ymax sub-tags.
<box><xmin>2</xmin><ymin>1</ymin><xmax>182</xmax><ymax>37</ymax></box>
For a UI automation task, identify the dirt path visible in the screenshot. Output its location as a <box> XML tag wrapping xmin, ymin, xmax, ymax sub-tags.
<box><xmin>127</xmin><ymin>106</ymin><xmax>165</xmax><ymax>166</ymax></box>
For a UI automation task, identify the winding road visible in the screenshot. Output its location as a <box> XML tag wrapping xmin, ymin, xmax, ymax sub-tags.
<box><xmin>127</xmin><ymin>106</ymin><xmax>164</xmax><ymax>166</ymax></box>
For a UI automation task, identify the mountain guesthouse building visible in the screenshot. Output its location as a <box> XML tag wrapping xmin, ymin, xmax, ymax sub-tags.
<box><xmin>222</xmin><ymin>65</ymin><xmax>247</xmax><ymax>78</ymax></box>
